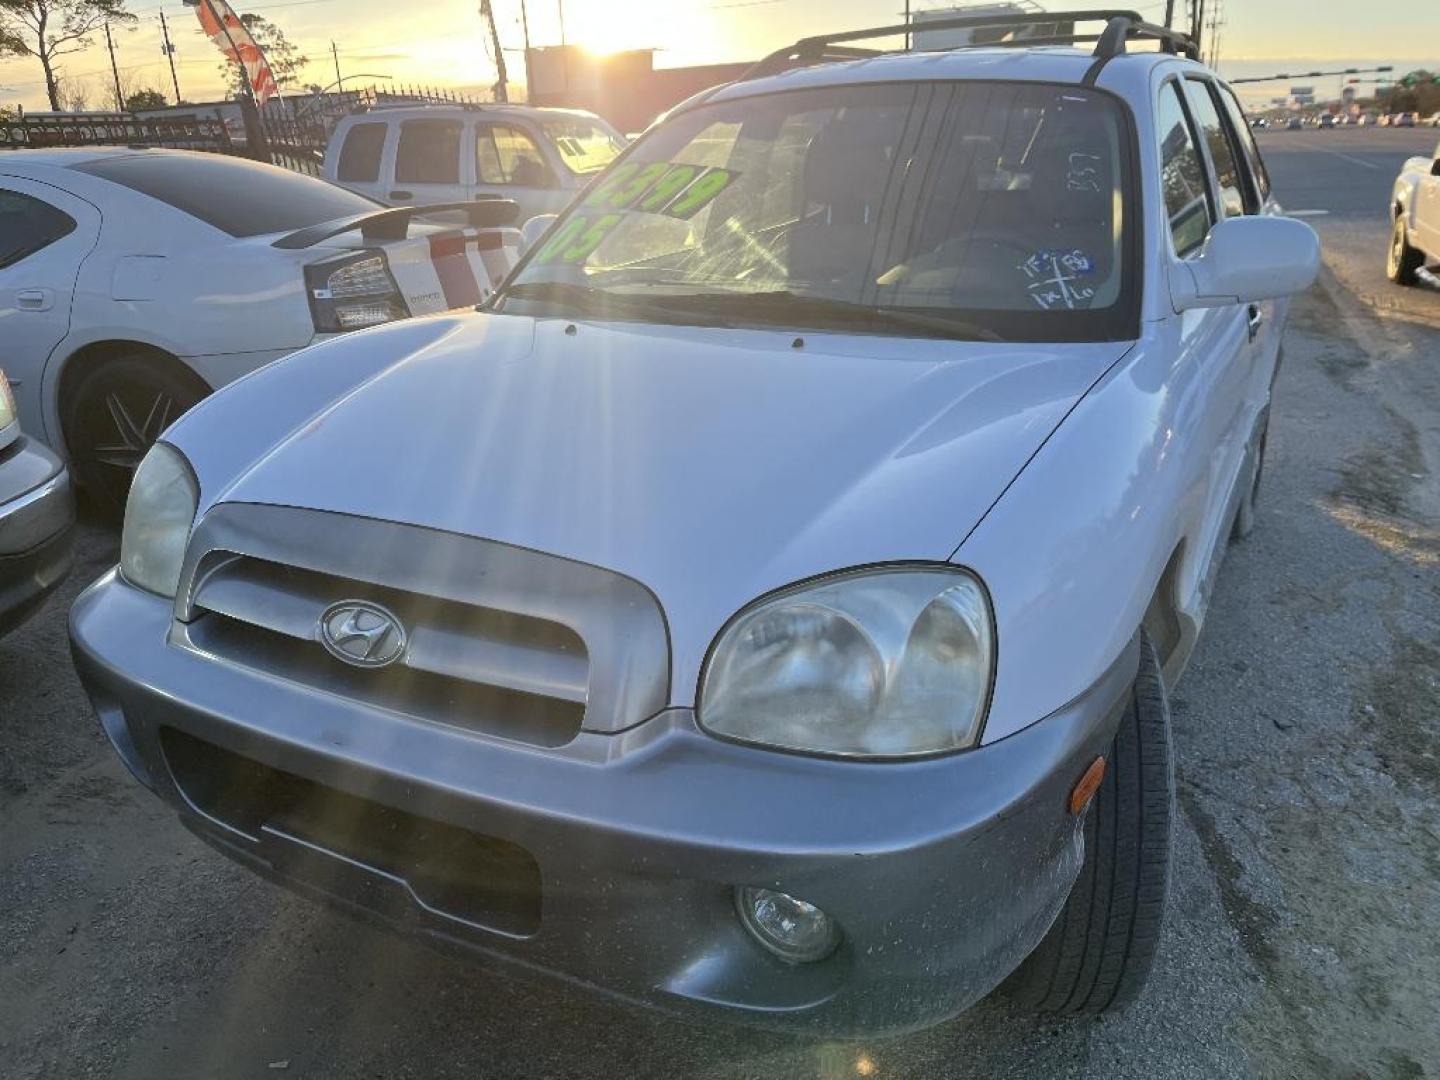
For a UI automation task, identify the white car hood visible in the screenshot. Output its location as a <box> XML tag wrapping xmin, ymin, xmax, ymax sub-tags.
<box><xmin>172</xmin><ymin>312</ymin><xmax>1130</xmax><ymax>700</ymax></box>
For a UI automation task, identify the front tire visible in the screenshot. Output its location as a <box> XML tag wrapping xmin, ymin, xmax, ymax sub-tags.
<box><xmin>1004</xmin><ymin>634</ymin><xmax>1174</xmax><ymax>1014</ymax></box>
<box><xmin>62</xmin><ymin>354</ymin><xmax>209</xmax><ymax>516</ymax></box>
<box><xmin>1387</xmin><ymin>214</ymin><xmax>1424</xmax><ymax>286</ymax></box>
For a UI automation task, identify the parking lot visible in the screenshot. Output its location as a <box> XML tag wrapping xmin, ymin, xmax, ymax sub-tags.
<box><xmin>2</xmin><ymin>125</ymin><xmax>1439</xmax><ymax>1079</ymax></box>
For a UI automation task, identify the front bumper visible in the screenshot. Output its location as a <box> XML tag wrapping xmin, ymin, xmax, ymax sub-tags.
<box><xmin>0</xmin><ymin>435</ymin><xmax>74</xmax><ymax>638</ymax></box>
<box><xmin>70</xmin><ymin>570</ymin><xmax>1134</xmax><ymax>1036</ymax></box>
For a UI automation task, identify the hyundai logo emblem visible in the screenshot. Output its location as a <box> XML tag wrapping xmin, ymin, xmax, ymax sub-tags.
<box><xmin>318</xmin><ymin>600</ymin><xmax>407</xmax><ymax>668</ymax></box>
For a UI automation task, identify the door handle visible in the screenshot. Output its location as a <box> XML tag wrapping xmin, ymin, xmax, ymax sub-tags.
<box><xmin>389</xmin><ymin>190</ymin><xmax>414</xmax><ymax>200</ymax></box>
<box><xmin>1246</xmin><ymin>303</ymin><xmax>1264</xmax><ymax>343</ymax></box>
<box><xmin>16</xmin><ymin>288</ymin><xmax>52</xmax><ymax>311</ymax></box>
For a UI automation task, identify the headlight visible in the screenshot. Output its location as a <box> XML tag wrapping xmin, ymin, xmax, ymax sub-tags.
<box><xmin>699</xmin><ymin>567</ymin><xmax>994</xmax><ymax>758</ymax></box>
<box><xmin>0</xmin><ymin>370</ymin><xmax>15</xmax><ymax>430</ymax></box>
<box><xmin>120</xmin><ymin>443</ymin><xmax>199</xmax><ymax>599</ymax></box>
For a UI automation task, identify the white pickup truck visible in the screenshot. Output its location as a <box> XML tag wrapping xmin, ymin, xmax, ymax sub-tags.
<box><xmin>1388</xmin><ymin>141</ymin><xmax>1440</xmax><ymax>284</ymax></box>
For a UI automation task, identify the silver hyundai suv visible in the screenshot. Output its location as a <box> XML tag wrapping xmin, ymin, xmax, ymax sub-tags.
<box><xmin>71</xmin><ymin>12</ymin><xmax>1317</xmax><ymax>1036</ymax></box>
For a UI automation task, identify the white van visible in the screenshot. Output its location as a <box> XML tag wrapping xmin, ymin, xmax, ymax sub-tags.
<box><xmin>323</xmin><ymin>104</ymin><xmax>626</xmax><ymax>221</ymax></box>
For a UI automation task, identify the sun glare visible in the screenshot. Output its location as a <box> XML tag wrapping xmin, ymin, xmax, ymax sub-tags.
<box><xmin>564</xmin><ymin>0</ymin><xmax>704</xmax><ymax>57</ymax></box>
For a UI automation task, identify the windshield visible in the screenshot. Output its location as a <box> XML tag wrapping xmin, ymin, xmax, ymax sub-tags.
<box><xmin>540</xmin><ymin>115</ymin><xmax>628</xmax><ymax>175</ymax></box>
<box><xmin>498</xmin><ymin>82</ymin><xmax>1136</xmax><ymax>342</ymax></box>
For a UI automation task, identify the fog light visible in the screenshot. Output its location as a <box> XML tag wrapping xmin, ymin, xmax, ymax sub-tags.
<box><xmin>736</xmin><ymin>886</ymin><xmax>840</xmax><ymax>963</ymax></box>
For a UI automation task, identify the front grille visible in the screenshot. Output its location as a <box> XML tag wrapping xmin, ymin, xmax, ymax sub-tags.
<box><xmin>172</xmin><ymin>503</ymin><xmax>671</xmax><ymax>745</ymax></box>
<box><xmin>188</xmin><ymin>555</ymin><xmax>586</xmax><ymax>747</ymax></box>
<box><xmin>163</xmin><ymin>728</ymin><xmax>542</xmax><ymax>937</ymax></box>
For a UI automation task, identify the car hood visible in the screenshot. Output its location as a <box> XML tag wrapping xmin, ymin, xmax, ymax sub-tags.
<box><xmin>171</xmin><ymin>312</ymin><xmax>1130</xmax><ymax>700</ymax></box>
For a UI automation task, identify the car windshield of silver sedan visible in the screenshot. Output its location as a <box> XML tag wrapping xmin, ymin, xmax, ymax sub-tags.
<box><xmin>496</xmin><ymin>81</ymin><xmax>1135</xmax><ymax>342</ymax></box>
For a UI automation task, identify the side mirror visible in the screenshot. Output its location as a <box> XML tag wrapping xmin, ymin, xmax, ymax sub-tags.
<box><xmin>520</xmin><ymin>214</ymin><xmax>558</xmax><ymax>255</ymax></box>
<box><xmin>1172</xmin><ymin>216</ymin><xmax>1321</xmax><ymax>311</ymax></box>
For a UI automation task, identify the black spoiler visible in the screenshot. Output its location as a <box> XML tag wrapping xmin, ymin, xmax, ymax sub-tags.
<box><xmin>271</xmin><ymin>197</ymin><xmax>520</xmax><ymax>250</ymax></box>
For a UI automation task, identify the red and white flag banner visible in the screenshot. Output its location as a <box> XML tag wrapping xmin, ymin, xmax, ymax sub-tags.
<box><xmin>187</xmin><ymin>0</ymin><xmax>280</xmax><ymax>105</ymax></box>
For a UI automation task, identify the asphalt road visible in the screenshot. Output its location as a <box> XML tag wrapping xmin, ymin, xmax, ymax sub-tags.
<box><xmin>3</xmin><ymin>128</ymin><xmax>1439</xmax><ymax>1080</ymax></box>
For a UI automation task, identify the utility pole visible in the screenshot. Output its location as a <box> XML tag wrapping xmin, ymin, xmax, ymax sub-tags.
<box><xmin>558</xmin><ymin>0</ymin><xmax>566</xmax><ymax>46</ymax></box>
<box><xmin>1163</xmin><ymin>0</ymin><xmax>1175</xmax><ymax>30</ymax></box>
<box><xmin>331</xmin><ymin>40</ymin><xmax>343</xmax><ymax>89</ymax></box>
<box><xmin>160</xmin><ymin>11</ymin><xmax>183</xmax><ymax>104</ymax></box>
<box><xmin>480</xmin><ymin>0</ymin><xmax>509</xmax><ymax>102</ymax></box>
<box><xmin>105</xmin><ymin>23</ymin><xmax>125</xmax><ymax>112</ymax></box>
<box><xmin>519</xmin><ymin>0</ymin><xmax>532</xmax><ymax>102</ymax></box>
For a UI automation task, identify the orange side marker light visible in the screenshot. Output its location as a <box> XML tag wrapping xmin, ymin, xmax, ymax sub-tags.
<box><xmin>1069</xmin><ymin>756</ymin><xmax>1106</xmax><ymax>815</ymax></box>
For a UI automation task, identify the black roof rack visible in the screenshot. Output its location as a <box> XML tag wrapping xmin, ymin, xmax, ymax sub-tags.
<box><xmin>743</xmin><ymin>9</ymin><xmax>1198</xmax><ymax>81</ymax></box>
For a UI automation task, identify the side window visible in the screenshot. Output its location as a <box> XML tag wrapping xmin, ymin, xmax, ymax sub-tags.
<box><xmin>0</xmin><ymin>189</ymin><xmax>77</xmax><ymax>269</ymax></box>
<box><xmin>395</xmin><ymin>120</ymin><xmax>462</xmax><ymax>184</ymax></box>
<box><xmin>1217</xmin><ymin>85</ymin><xmax>1272</xmax><ymax>202</ymax></box>
<box><xmin>336</xmin><ymin>122</ymin><xmax>387</xmax><ymax>183</ymax></box>
<box><xmin>1183</xmin><ymin>79</ymin><xmax>1247</xmax><ymax>218</ymax></box>
<box><xmin>477</xmin><ymin>124</ymin><xmax>553</xmax><ymax>187</ymax></box>
<box><xmin>1157</xmin><ymin>82</ymin><xmax>1213</xmax><ymax>257</ymax></box>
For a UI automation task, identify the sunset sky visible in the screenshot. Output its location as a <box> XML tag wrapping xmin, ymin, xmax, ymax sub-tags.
<box><xmin>3</xmin><ymin>0</ymin><xmax>1439</xmax><ymax>111</ymax></box>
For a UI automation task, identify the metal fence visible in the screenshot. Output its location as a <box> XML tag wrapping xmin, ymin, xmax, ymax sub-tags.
<box><xmin>1</xmin><ymin>84</ymin><xmax>492</xmax><ymax>176</ymax></box>
<box><xmin>0</xmin><ymin>112</ymin><xmax>235</xmax><ymax>153</ymax></box>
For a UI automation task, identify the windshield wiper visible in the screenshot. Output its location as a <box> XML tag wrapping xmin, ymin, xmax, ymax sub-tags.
<box><xmin>496</xmin><ymin>283</ymin><xmax>1006</xmax><ymax>342</ymax></box>
<box><xmin>491</xmin><ymin>281</ymin><xmax>740</xmax><ymax>327</ymax></box>
<box><xmin>626</xmin><ymin>290</ymin><xmax>1008</xmax><ymax>343</ymax></box>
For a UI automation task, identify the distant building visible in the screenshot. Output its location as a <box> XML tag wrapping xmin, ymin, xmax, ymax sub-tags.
<box><xmin>525</xmin><ymin>47</ymin><xmax>751</xmax><ymax>135</ymax></box>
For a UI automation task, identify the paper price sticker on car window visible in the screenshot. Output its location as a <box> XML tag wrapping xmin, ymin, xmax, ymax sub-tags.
<box><xmin>584</xmin><ymin>161</ymin><xmax>738</xmax><ymax>218</ymax></box>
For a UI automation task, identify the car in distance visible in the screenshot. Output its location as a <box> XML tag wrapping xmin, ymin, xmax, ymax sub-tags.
<box><xmin>72</xmin><ymin>12</ymin><xmax>1320</xmax><ymax>1036</ymax></box>
<box><xmin>1286</xmin><ymin>116</ymin><xmax>1304</xmax><ymax>130</ymax></box>
<box><xmin>323</xmin><ymin>104</ymin><xmax>627</xmax><ymax>220</ymax></box>
<box><xmin>1387</xmin><ymin>140</ymin><xmax>1440</xmax><ymax>285</ymax></box>
<box><xmin>0</xmin><ymin>370</ymin><xmax>73</xmax><ymax>638</ymax></box>
<box><xmin>0</xmin><ymin>148</ymin><xmax>521</xmax><ymax>510</ymax></box>
<box><xmin>1397</xmin><ymin>112</ymin><xmax>1419</xmax><ymax>128</ymax></box>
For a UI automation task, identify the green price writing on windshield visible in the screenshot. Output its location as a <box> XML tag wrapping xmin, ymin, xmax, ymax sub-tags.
<box><xmin>662</xmin><ymin>168</ymin><xmax>736</xmax><ymax>219</ymax></box>
<box><xmin>585</xmin><ymin>160</ymin><xmax>739</xmax><ymax>217</ymax></box>
<box><xmin>533</xmin><ymin>213</ymin><xmax>624</xmax><ymax>264</ymax></box>
<box><xmin>636</xmin><ymin>164</ymin><xmax>702</xmax><ymax>212</ymax></box>
<box><xmin>586</xmin><ymin>161</ymin><xmax>671</xmax><ymax>209</ymax></box>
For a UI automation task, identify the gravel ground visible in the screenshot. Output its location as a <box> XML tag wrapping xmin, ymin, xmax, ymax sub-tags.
<box><xmin>1</xmin><ymin>130</ymin><xmax>1438</xmax><ymax>1079</ymax></box>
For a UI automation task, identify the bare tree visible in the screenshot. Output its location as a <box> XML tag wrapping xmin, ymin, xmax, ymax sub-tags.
<box><xmin>0</xmin><ymin>0</ymin><xmax>135</xmax><ymax>110</ymax></box>
<box><xmin>53</xmin><ymin>71</ymin><xmax>93</xmax><ymax>111</ymax></box>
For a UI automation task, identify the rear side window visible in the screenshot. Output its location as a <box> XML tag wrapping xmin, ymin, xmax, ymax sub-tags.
<box><xmin>1183</xmin><ymin>79</ymin><xmax>1247</xmax><ymax>217</ymax></box>
<box><xmin>1217</xmin><ymin>85</ymin><xmax>1272</xmax><ymax>202</ymax></box>
<box><xmin>71</xmin><ymin>154</ymin><xmax>379</xmax><ymax>238</ymax></box>
<box><xmin>395</xmin><ymin>119</ymin><xmax>462</xmax><ymax>184</ymax></box>
<box><xmin>337</xmin><ymin>122</ymin><xmax>387</xmax><ymax>183</ymax></box>
<box><xmin>477</xmin><ymin>124</ymin><xmax>552</xmax><ymax>186</ymax></box>
<box><xmin>1157</xmin><ymin>83</ymin><xmax>1213</xmax><ymax>256</ymax></box>
<box><xmin>0</xmin><ymin>189</ymin><xmax>76</xmax><ymax>268</ymax></box>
